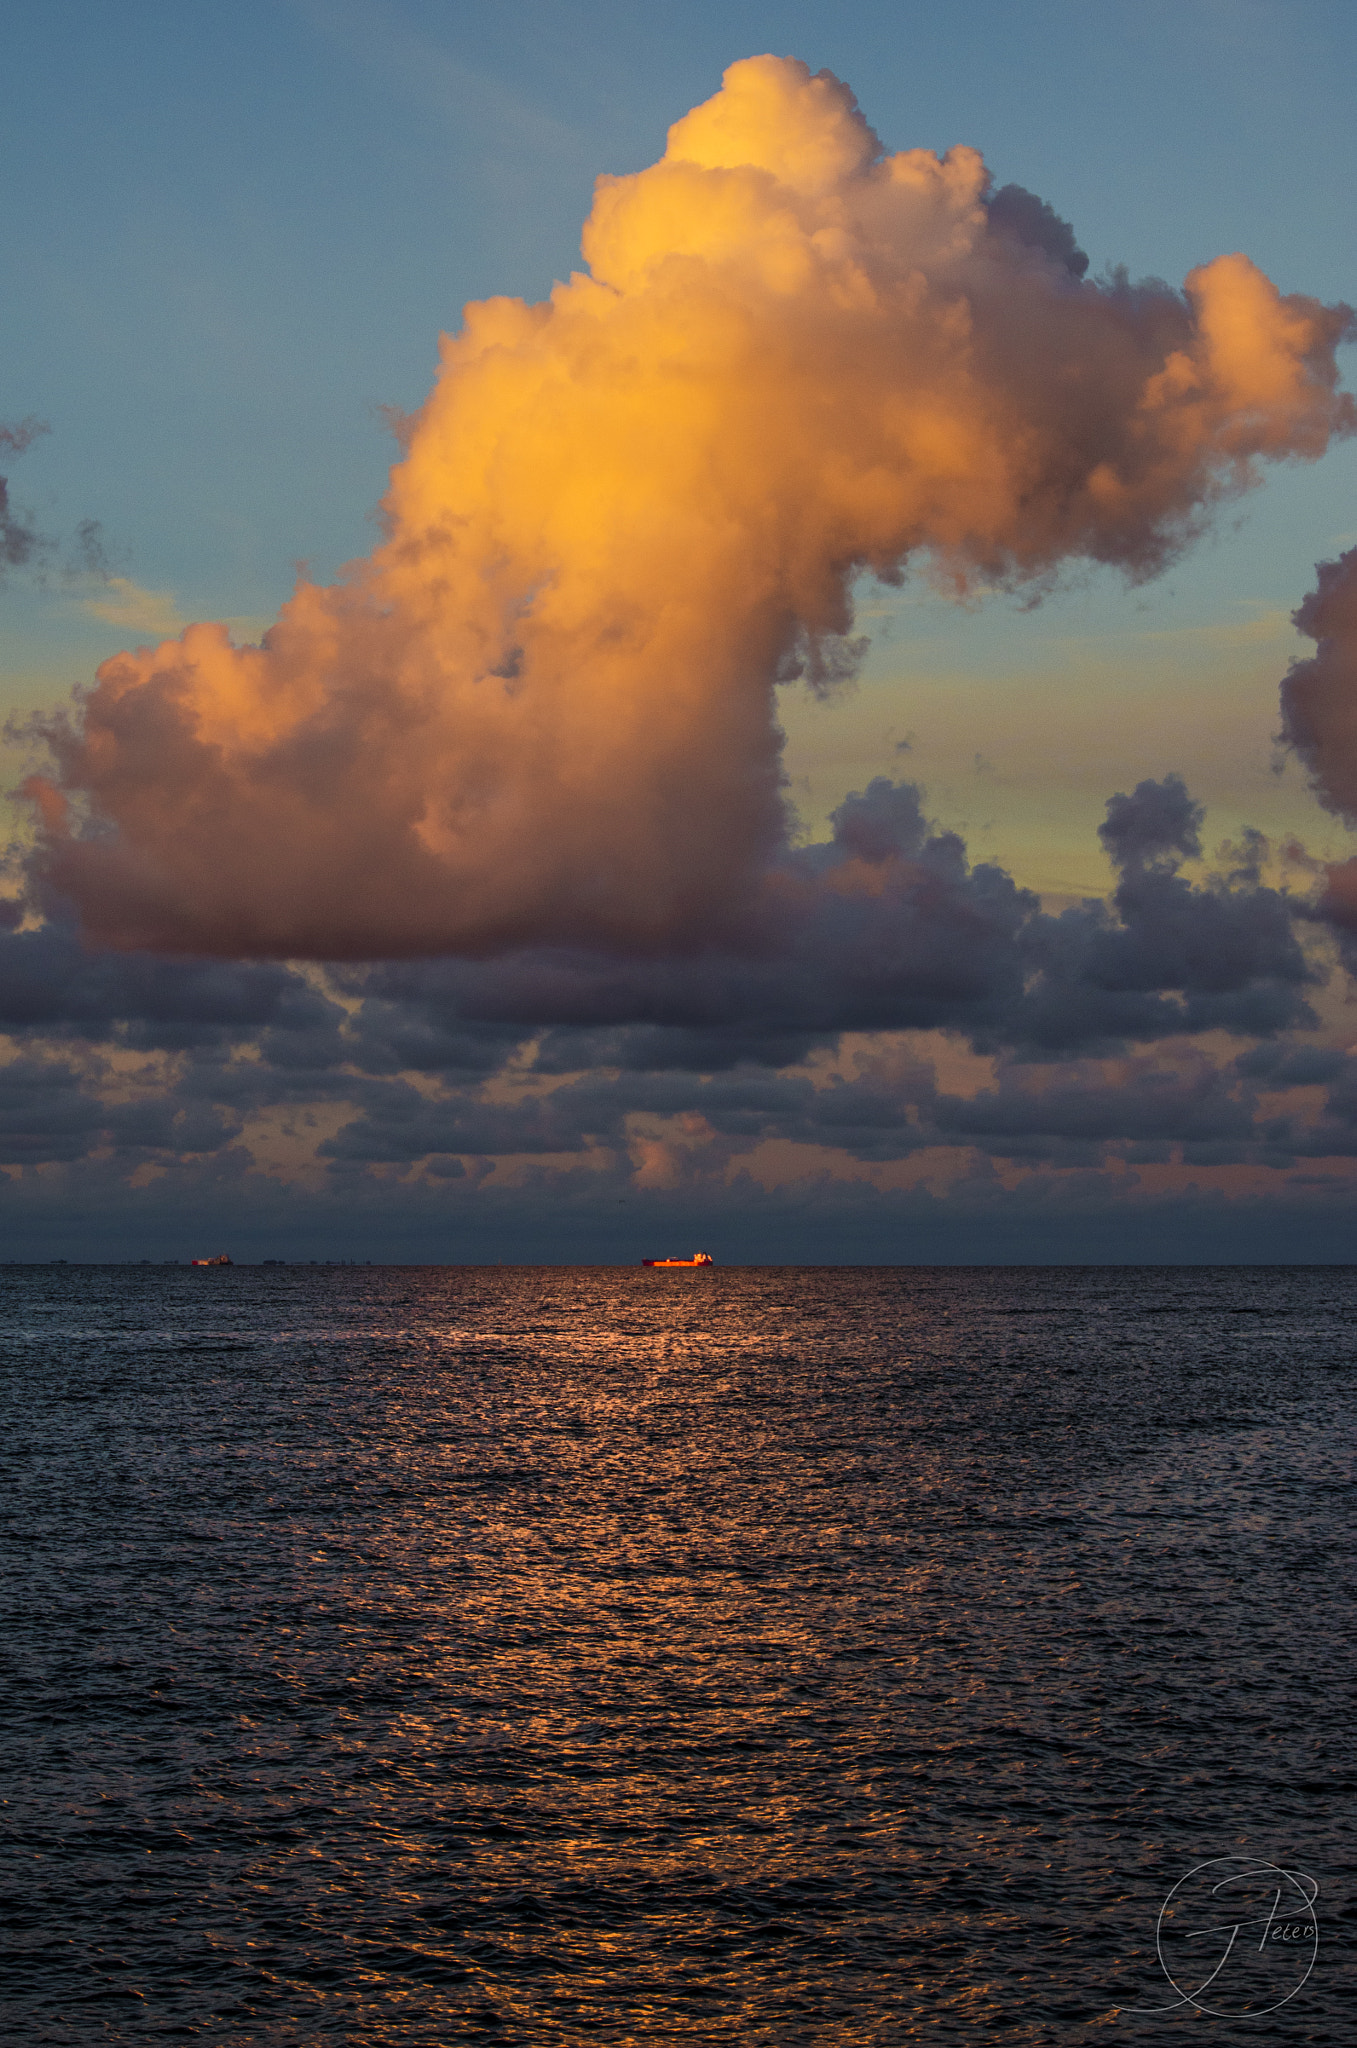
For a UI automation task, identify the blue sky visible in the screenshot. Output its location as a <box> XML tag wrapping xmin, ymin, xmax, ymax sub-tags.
<box><xmin>3</xmin><ymin>1</ymin><xmax>1357</xmax><ymax>1259</ymax></box>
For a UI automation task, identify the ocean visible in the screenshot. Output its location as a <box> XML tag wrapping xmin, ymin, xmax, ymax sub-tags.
<box><xmin>2</xmin><ymin>1263</ymin><xmax>1352</xmax><ymax>2043</ymax></box>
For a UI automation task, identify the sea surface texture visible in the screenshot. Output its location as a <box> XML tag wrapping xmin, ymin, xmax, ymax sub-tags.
<box><xmin>2</xmin><ymin>1264</ymin><xmax>1353</xmax><ymax>2044</ymax></box>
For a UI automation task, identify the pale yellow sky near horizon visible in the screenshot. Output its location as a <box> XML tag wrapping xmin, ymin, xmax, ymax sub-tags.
<box><xmin>780</xmin><ymin>594</ymin><xmax>1355</xmax><ymax>903</ymax></box>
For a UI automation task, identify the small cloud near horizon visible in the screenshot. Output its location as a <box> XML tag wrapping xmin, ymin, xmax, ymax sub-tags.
<box><xmin>78</xmin><ymin>577</ymin><xmax>187</xmax><ymax>638</ymax></box>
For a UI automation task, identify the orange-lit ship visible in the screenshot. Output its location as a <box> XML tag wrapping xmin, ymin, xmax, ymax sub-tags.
<box><xmin>191</xmin><ymin>1253</ymin><xmax>234</xmax><ymax>1267</ymax></box>
<box><xmin>641</xmin><ymin>1252</ymin><xmax>714</xmax><ymax>1267</ymax></box>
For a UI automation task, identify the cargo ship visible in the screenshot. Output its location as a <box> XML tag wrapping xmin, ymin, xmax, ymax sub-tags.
<box><xmin>191</xmin><ymin>1252</ymin><xmax>234</xmax><ymax>1267</ymax></box>
<box><xmin>641</xmin><ymin>1252</ymin><xmax>714</xmax><ymax>1267</ymax></box>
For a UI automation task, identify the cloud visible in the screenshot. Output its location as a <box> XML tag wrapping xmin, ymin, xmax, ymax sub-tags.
<box><xmin>0</xmin><ymin>1054</ymin><xmax>104</xmax><ymax>1163</ymax></box>
<box><xmin>339</xmin><ymin>775</ymin><xmax>1319</xmax><ymax>1065</ymax></box>
<box><xmin>2</xmin><ymin>773</ymin><xmax>1318</xmax><ymax>1086</ymax></box>
<box><xmin>78</xmin><ymin>577</ymin><xmax>187</xmax><ymax>637</ymax></box>
<box><xmin>928</xmin><ymin>1053</ymin><xmax>1263</xmax><ymax>1164</ymax></box>
<box><xmin>1011</xmin><ymin>776</ymin><xmax>1316</xmax><ymax>1053</ymax></box>
<box><xmin>0</xmin><ymin>422</ymin><xmax>118</xmax><ymax>590</ymax></box>
<box><xmin>1278</xmin><ymin>547</ymin><xmax>1357</xmax><ymax>943</ymax></box>
<box><xmin>1098</xmin><ymin>771</ymin><xmax>1202</xmax><ymax>872</ymax></box>
<box><xmin>1</xmin><ymin>417</ymin><xmax>52</xmax><ymax>576</ymax></box>
<box><xmin>20</xmin><ymin>55</ymin><xmax>1354</xmax><ymax>961</ymax></box>
<box><xmin>0</xmin><ymin>770</ymin><xmax>1350</xmax><ymax>1249</ymax></box>
<box><xmin>0</xmin><ymin>922</ymin><xmax>340</xmax><ymax>1051</ymax></box>
<box><xmin>986</xmin><ymin>183</ymin><xmax>1089</xmax><ymax>278</ymax></box>
<box><xmin>1279</xmin><ymin>546</ymin><xmax>1357</xmax><ymax>820</ymax></box>
<box><xmin>0</xmin><ymin>1048</ymin><xmax>238</xmax><ymax>1168</ymax></box>
<box><xmin>0</xmin><ymin>420</ymin><xmax>48</xmax><ymax>458</ymax></box>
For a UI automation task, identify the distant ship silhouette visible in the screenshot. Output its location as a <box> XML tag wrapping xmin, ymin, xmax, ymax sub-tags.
<box><xmin>640</xmin><ymin>1252</ymin><xmax>714</xmax><ymax>1267</ymax></box>
<box><xmin>190</xmin><ymin>1253</ymin><xmax>233</xmax><ymax>1267</ymax></box>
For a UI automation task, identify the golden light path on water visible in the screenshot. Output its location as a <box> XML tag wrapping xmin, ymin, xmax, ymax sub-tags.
<box><xmin>3</xmin><ymin>1262</ymin><xmax>1353</xmax><ymax>2040</ymax></box>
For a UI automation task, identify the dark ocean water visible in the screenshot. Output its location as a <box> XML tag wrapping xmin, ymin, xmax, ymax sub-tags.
<box><xmin>2</xmin><ymin>1264</ymin><xmax>1353</xmax><ymax>2045</ymax></box>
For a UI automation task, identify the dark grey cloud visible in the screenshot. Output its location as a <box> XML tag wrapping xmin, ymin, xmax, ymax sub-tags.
<box><xmin>330</xmin><ymin>1000</ymin><xmax>531</xmax><ymax>1080</ymax></box>
<box><xmin>1234</xmin><ymin>1041</ymin><xmax>1346</xmax><ymax>1086</ymax></box>
<box><xmin>340</xmin><ymin>776</ymin><xmax>1318</xmax><ymax>1067</ymax></box>
<box><xmin>527</xmin><ymin>1023</ymin><xmax>830</xmax><ymax>1076</ymax></box>
<box><xmin>931</xmin><ymin>1057</ymin><xmax>1264</xmax><ymax>1167</ymax></box>
<box><xmin>10</xmin><ymin>1001</ymin><xmax>1340</xmax><ymax>1187</ymax></box>
<box><xmin>1010</xmin><ymin>826</ymin><xmax>1315</xmax><ymax>1055</ymax></box>
<box><xmin>318</xmin><ymin>1078</ymin><xmax>593</xmax><ymax>1164</ymax></box>
<box><xmin>0</xmin><ymin>1051</ymin><xmax>235</xmax><ymax>1165</ymax></box>
<box><xmin>313</xmin><ymin>1037</ymin><xmax>1337</xmax><ymax>1180</ymax></box>
<box><xmin>1280</xmin><ymin>546</ymin><xmax>1357</xmax><ymax>825</ymax></box>
<box><xmin>985</xmin><ymin>184</ymin><xmax>1089</xmax><ymax>280</ymax></box>
<box><xmin>1</xmin><ymin>418</ymin><xmax>52</xmax><ymax>575</ymax></box>
<box><xmin>0</xmin><ymin>1055</ymin><xmax>103</xmax><ymax>1163</ymax></box>
<box><xmin>1098</xmin><ymin>772</ymin><xmax>1202</xmax><ymax>872</ymax></box>
<box><xmin>5</xmin><ymin>777</ymin><xmax>1322</xmax><ymax>1121</ymax></box>
<box><xmin>8</xmin><ymin>1027</ymin><xmax>1357</xmax><ymax>1260</ymax></box>
<box><xmin>0</xmin><ymin>924</ymin><xmax>343</xmax><ymax>1051</ymax></box>
<box><xmin>0</xmin><ymin>769</ymin><xmax>1339</xmax><ymax>1236</ymax></box>
<box><xmin>1278</xmin><ymin>548</ymin><xmax>1357</xmax><ymax>962</ymax></box>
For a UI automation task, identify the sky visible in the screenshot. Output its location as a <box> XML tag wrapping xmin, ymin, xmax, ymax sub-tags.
<box><xmin>3</xmin><ymin>0</ymin><xmax>1357</xmax><ymax>1261</ymax></box>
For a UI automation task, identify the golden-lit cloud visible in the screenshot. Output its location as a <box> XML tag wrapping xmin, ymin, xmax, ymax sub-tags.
<box><xmin>25</xmin><ymin>56</ymin><xmax>1355</xmax><ymax>960</ymax></box>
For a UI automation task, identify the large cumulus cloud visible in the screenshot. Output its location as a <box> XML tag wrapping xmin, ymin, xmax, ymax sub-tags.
<box><xmin>21</xmin><ymin>55</ymin><xmax>1354</xmax><ymax>961</ymax></box>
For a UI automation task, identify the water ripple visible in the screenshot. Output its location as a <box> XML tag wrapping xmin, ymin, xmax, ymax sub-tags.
<box><xmin>2</xmin><ymin>1264</ymin><xmax>1353</xmax><ymax>2042</ymax></box>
